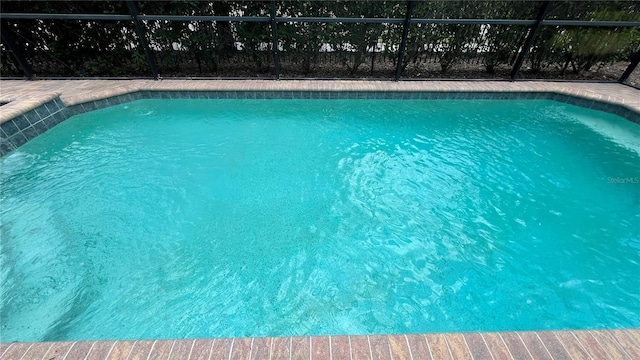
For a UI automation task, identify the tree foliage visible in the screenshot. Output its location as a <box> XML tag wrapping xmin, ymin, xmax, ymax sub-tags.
<box><xmin>1</xmin><ymin>0</ymin><xmax>638</xmax><ymax>78</ymax></box>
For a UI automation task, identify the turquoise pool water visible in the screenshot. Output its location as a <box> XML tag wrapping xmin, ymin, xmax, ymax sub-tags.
<box><xmin>1</xmin><ymin>98</ymin><xmax>639</xmax><ymax>341</ymax></box>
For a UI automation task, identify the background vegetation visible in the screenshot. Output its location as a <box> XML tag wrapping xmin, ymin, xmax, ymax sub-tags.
<box><xmin>1</xmin><ymin>0</ymin><xmax>639</xmax><ymax>83</ymax></box>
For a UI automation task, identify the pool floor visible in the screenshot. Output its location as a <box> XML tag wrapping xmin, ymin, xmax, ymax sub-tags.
<box><xmin>1</xmin><ymin>329</ymin><xmax>639</xmax><ymax>359</ymax></box>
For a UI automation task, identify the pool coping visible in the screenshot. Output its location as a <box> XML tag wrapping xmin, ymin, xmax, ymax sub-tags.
<box><xmin>1</xmin><ymin>329</ymin><xmax>639</xmax><ymax>359</ymax></box>
<box><xmin>1</xmin><ymin>80</ymin><xmax>640</xmax><ymax>158</ymax></box>
<box><xmin>1</xmin><ymin>80</ymin><xmax>639</xmax><ymax>124</ymax></box>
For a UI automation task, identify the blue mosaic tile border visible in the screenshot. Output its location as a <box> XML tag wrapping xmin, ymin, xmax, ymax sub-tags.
<box><xmin>553</xmin><ymin>93</ymin><xmax>640</xmax><ymax>124</ymax></box>
<box><xmin>2</xmin><ymin>91</ymin><xmax>639</xmax><ymax>157</ymax></box>
<box><xmin>1</xmin><ymin>97</ymin><xmax>66</xmax><ymax>157</ymax></box>
<box><xmin>62</xmin><ymin>90</ymin><xmax>640</xmax><ymax>123</ymax></box>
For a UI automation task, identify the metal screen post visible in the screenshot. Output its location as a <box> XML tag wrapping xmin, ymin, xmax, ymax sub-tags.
<box><xmin>270</xmin><ymin>0</ymin><xmax>281</xmax><ymax>80</ymax></box>
<box><xmin>619</xmin><ymin>46</ymin><xmax>640</xmax><ymax>84</ymax></box>
<box><xmin>126</xmin><ymin>0</ymin><xmax>159</xmax><ymax>79</ymax></box>
<box><xmin>1</xmin><ymin>22</ymin><xmax>34</xmax><ymax>79</ymax></box>
<box><xmin>510</xmin><ymin>0</ymin><xmax>552</xmax><ymax>80</ymax></box>
<box><xmin>395</xmin><ymin>0</ymin><xmax>415</xmax><ymax>81</ymax></box>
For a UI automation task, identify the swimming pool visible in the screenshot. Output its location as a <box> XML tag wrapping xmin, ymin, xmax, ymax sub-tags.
<box><xmin>1</xmin><ymin>96</ymin><xmax>639</xmax><ymax>342</ymax></box>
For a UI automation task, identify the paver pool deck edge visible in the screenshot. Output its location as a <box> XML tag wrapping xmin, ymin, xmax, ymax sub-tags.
<box><xmin>1</xmin><ymin>330</ymin><xmax>639</xmax><ymax>359</ymax></box>
<box><xmin>1</xmin><ymin>80</ymin><xmax>639</xmax><ymax>124</ymax></box>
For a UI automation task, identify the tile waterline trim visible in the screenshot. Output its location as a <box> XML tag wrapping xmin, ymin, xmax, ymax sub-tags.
<box><xmin>0</xmin><ymin>97</ymin><xmax>66</xmax><ymax>156</ymax></box>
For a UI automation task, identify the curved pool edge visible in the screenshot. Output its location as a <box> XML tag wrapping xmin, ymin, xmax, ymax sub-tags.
<box><xmin>1</xmin><ymin>329</ymin><xmax>639</xmax><ymax>359</ymax></box>
<box><xmin>1</xmin><ymin>80</ymin><xmax>639</xmax><ymax>158</ymax></box>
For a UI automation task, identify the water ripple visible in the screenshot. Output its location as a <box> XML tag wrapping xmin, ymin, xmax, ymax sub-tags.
<box><xmin>1</xmin><ymin>98</ymin><xmax>639</xmax><ymax>341</ymax></box>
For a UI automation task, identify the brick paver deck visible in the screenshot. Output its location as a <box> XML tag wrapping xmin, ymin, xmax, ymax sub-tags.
<box><xmin>0</xmin><ymin>80</ymin><xmax>638</xmax><ymax>359</ymax></box>
<box><xmin>1</xmin><ymin>330</ymin><xmax>639</xmax><ymax>359</ymax></box>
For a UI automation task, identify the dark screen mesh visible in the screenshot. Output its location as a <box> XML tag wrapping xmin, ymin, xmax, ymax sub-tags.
<box><xmin>0</xmin><ymin>41</ymin><xmax>23</xmax><ymax>77</ymax></box>
<box><xmin>279</xmin><ymin>22</ymin><xmax>400</xmax><ymax>79</ymax></box>
<box><xmin>1</xmin><ymin>0</ymin><xmax>638</xmax><ymax>80</ymax></box>
<box><xmin>1</xmin><ymin>19</ymin><xmax>144</xmax><ymax>77</ymax></box>
<box><xmin>0</xmin><ymin>1</ymin><xmax>130</xmax><ymax>14</ymax></box>
<box><xmin>412</xmin><ymin>1</ymin><xmax>543</xmax><ymax>20</ymax></box>
<box><xmin>401</xmin><ymin>23</ymin><xmax>528</xmax><ymax>79</ymax></box>
<box><xmin>546</xmin><ymin>0</ymin><xmax>640</xmax><ymax>21</ymax></box>
<box><xmin>144</xmin><ymin>20</ymin><xmax>273</xmax><ymax>78</ymax></box>
<box><xmin>138</xmin><ymin>1</ymin><xmax>269</xmax><ymax>17</ymax></box>
<box><xmin>623</xmin><ymin>62</ymin><xmax>640</xmax><ymax>87</ymax></box>
<box><xmin>519</xmin><ymin>25</ymin><xmax>640</xmax><ymax>81</ymax></box>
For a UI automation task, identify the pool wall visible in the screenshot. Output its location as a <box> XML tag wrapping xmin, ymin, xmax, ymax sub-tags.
<box><xmin>1</xmin><ymin>89</ymin><xmax>639</xmax><ymax>158</ymax></box>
